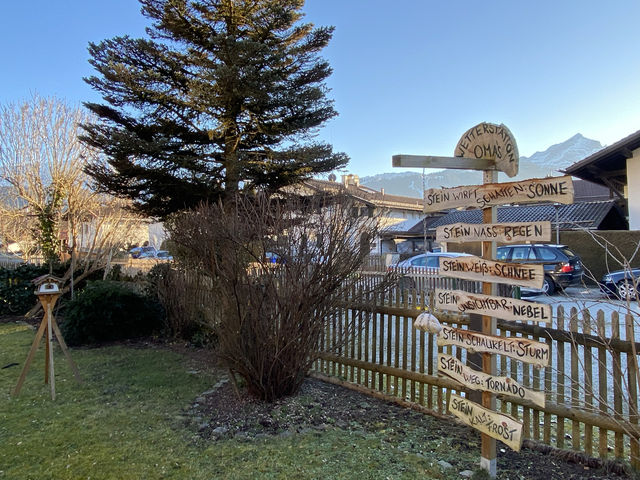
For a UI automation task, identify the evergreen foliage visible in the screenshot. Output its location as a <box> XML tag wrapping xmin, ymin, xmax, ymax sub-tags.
<box><xmin>60</xmin><ymin>281</ymin><xmax>162</xmax><ymax>346</ymax></box>
<box><xmin>0</xmin><ymin>262</ymin><xmax>118</xmax><ymax>316</ymax></box>
<box><xmin>82</xmin><ymin>0</ymin><xmax>348</xmax><ymax>217</ymax></box>
<box><xmin>34</xmin><ymin>186</ymin><xmax>63</xmax><ymax>264</ymax></box>
<box><xmin>0</xmin><ymin>264</ymin><xmax>50</xmax><ymax>315</ymax></box>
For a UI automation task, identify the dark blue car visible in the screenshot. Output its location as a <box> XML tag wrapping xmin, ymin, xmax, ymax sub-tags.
<box><xmin>496</xmin><ymin>244</ymin><xmax>583</xmax><ymax>295</ymax></box>
<box><xmin>600</xmin><ymin>267</ymin><xmax>640</xmax><ymax>300</ymax></box>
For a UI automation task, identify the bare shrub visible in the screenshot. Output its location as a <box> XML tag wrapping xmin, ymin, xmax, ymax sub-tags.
<box><xmin>152</xmin><ymin>264</ymin><xmax>219</xmax><ymax>343</ymax></box>
<box><xmin>167</xmin><ymin>193</ymin><xmax>395</xmax><ymax>401</ymax></box>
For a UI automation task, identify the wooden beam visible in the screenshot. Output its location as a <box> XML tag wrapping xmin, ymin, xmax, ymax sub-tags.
<box><xmin>439</xmin><ymin>353</ymin><xmax>545</xmax><ymax>407</ymax></box>
<box><xmin>424</xmin><ymin>176</ymin><xmax>574</xmax><ymax>212</ymax></box>
<box><xmin>13</xmin><ymin>316</ymin><xmax>48</xmax><ymax>396</ymax></box>
<box><xmin>392</xmin><ymin>154</ymin><xmax>496</xmax><ymax>171</ymax></box>
<box><xmin>434</xmin><ymin>288</ymin><xmax>551</xmax><ymax>324</ymax></box>
<box><xmin>436</xmin><ymin>221</ymin><xmax>552</xmax><ymax>244</ymax></box>
<box><xmin>449</xmin><ymin>394</ymin><xmax>523</xmax><ymax>452</ymax></box>
<box><xmin>602</xmin><ymin>169</ymin><xmax>629</xmax><ymax>178</ymax></box>
<box><xmin>586</xmin><ymin>165</ymin><xmax>628</xmax><ymax>180</ymax></box>
<box><xmin>600</xmin><ymin>177</ymin><xmax>626</xmax><ymax>200</ymax></box>
<box><xmin>439</xmin><ymin>255</ymin><xmax>545</xmax><ymax>289</ymax></box>
<box><xmin>621</xmin><ymin>147</ymin><xmax>633</xmax><ymax>159</ymax></box>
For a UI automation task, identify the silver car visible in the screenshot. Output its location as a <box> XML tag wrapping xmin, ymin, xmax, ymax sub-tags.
<box><xmin>392</xmin><ymin>251</ymin><xmax>472</xmax><ymax>290</ymax></box>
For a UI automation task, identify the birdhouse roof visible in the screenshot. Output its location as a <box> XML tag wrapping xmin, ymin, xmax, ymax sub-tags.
<box><xmin>32</xmin><ymin>274</ymin><xmax>64</xmax><ymax>286</ymax></box>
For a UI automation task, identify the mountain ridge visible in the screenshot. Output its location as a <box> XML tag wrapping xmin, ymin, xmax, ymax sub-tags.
<box><xmin>359</xmin><ymin>134</ymin><xmax>603</xmax><ymax>198</ymax></box>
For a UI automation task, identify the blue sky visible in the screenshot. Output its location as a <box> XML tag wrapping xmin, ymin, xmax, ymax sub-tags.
<box><xmin>2</xmin><ymin>0</ymin><xmax>640</xmax><ymax>178</ymax></box>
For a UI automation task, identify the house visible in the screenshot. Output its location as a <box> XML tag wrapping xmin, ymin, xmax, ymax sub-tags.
<box><xmin>303</xmin><ymin>175</ymin><xmax>425</xmax><ymax>254</ymax></box>
<box><xmin>403</xmin><ymin>200</ymin><xmax>626</xmax><ymax>255</ymax></box>
<box><xmin>377</xmin><ymin>174</ymin><xmax>625</xmax><ymax>255</ymax></box>
<box><xmin>564</xmin><ymin>129</ymin><xmax>640</xmax><ymax>228</ymax></box>
<box><xmin>379</xmin><ymin>215</ymin><xmax>443</xmax><ymax>254</ymax></box>
<box><xmin>424</xmin><ymin>200</ymin><xmax>626</xmax><ymax>234</ymax></box>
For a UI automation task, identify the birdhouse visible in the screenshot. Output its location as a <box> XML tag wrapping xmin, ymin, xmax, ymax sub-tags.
<box><xmin>32</xmin><ymin>274</ymin><xmax>64</xmax><ymax>296</ymax></box>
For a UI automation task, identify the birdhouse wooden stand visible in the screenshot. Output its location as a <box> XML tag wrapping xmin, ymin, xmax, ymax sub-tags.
<box><xmin>12</xmin><ymin>275</ymin><xmax>82</xmax><ymax>400</ymax></box>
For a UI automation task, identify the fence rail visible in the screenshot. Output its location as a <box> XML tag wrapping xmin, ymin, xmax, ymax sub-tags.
<box><xmin>0</xmin><ymin>259</ymin><xmax>23</xmax><ymax>270</ymax></box>
<box><xmin>312</xmin><ymin>281</ymin><xmax>640</xmax><ymax>469</ymax></box>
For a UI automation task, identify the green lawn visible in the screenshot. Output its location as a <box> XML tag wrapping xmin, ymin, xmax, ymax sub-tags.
<box><xmin>0</xmin><ymin>322</ymin><xmax>455</xmax><ymax>480</ymax></box>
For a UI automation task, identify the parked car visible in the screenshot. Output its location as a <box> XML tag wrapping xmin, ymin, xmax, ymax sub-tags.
<box><xmin>264</xmin><ymin>251</ymin><xmax>283</xmax><ymax>264</ymax></box>
<box><xmin>496</xmin><ymin>244</ymin><xmax>583</xmax><ymax>295</ymax></box>
<box><xmin>129</xmin><ymin>246</ymin><xmax>157</xmax><ymax>259</ymax></box>
<box><xmin>599</xmin><ymin>267</ymin><xmax>640</xmax><ymax>300</ymax></box>
<box><xmin>391</xmin><ymin>251</ymin><xmax>472</xmax><ymax>290</ymax></box>
<box><xmin>155</xmin><ymin>250</ymin><xmax>173</xmax><ymax>261</ymax></box>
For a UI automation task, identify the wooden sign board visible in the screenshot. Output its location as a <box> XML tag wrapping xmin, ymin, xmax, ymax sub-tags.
<box><xmin>455</xmin><ymin>123</ymin><xmax>519</xmax><ymax>177</ymax></box>
<box><xmin>439</xmin><ymin>255</ymin><xmax>544</xmax><ymax>289</ymax></box>
<box><xmin>392</xmin><ymin>154</ymin><xmax>494</xmax><ymax>171</ymax></box>
<box><xmin>436</xmin><ymin>221</ymin><xmax>551</xmax><ymax>244</ymax></box>
<box><xmin>435</xmin><ymin>289</ymin><xmax>551</xmax><ymax>324</ymax></box>
<box><xmin>423</xmin><ymin>175</ymin><xmax>574</xmax><ymax>212</ymax></box>
<box><xmin>449</xmin><ymin>393</ymin><xmax>523</xmax><ymax>452</ymax></box>
<box><xmin>439</xmin><ymin>354</ymin><xmax>545</xmax><ymax>407</ymax></box>
<box><xmin>437</xmin><ymin>325</ymin><xmax>550</xmax><ymax>367</ymax></box>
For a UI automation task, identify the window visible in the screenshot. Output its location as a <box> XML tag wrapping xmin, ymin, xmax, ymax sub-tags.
<box><xmin>537</xmin><ymin>247</ymin><xmax>558</xmax><ymax>260</ymax></box>
<box><xmin>511</xmin><ymin>246</ymin><xmax>533</xmax><ymax>261</ymax></box>
<box><xmin>411</xmin><ymin>256</ymin><xmax>427</xmax><ymax>267</ymax></box>
<box><xmin>558</xmin><ymin>246</ymin><xmax>577</xmax><ymax>258</ymax></box>
<box><xmin>496</xmin><ymin>247</ymin><xmax>510</xmax><ymax>261</ymax></box>
<box><xmin>426</xmin><ymin>256</ymin><xmax>439</xmax><ymax>268</ymax></box>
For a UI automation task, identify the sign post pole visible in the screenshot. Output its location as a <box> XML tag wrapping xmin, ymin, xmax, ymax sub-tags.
<box><xmin>465</xmin><ymin>169</ymin><xmax>498</xmax><ymax>476</ymax></box>
<box><xmin>480</xmin><ymin>169</ymin><xmax>498</xmax><ymax>476</ymax></box>
<box><xmin>396</xmin><ymin>123</ymin><xmax>566</xmax><ymax>477</ymax></box>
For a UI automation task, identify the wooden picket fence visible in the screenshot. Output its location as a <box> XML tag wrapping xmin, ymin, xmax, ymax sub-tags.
<box><xmin>311</xmin><ymin>276</ymin><xmax>640</xmax><ymax>469</ymax></box>
<box><xmin>158</xmin><ymin>264</ymin><xmax>640</xmax><ymax>467</ymax></box>
<box><xmin>0</xmin><ymin>258</ymin><xmax>23</xmax><ymax>270</ymax></box>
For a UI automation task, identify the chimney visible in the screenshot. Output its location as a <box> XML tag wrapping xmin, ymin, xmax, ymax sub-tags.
<box><xmin>341</xmin><ymin>174</ymin><xmax>360</xmax><ymax>187</ymax></box>
<box><xmin>381</xmin><ymin>188</ymin><xmax>385</xmax><ymax>195</ymax></box>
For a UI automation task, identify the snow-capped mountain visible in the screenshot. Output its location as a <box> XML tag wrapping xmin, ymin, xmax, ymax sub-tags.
<box><xmin>360</xmin><ymin>134</ymin><xmax>603</xmax><ymax>198</ymax></box>
<box><xmin>519</xmin><ymin>133</ymin><xmax>602</xmax><ymax>175</ymax></box>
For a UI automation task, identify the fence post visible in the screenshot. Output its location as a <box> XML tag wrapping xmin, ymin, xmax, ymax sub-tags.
<box><xmin>626</xmin><ymin>312</ymin><xmax>639</xmax><ymax>468</ymax></box>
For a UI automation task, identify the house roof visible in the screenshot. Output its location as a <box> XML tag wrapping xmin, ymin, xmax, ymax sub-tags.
<box><xmin>304</xmin><ymin>178</ymin><xmax>424</xmax><ymax>212</ymax></box>
<box><xmin>384</xmin><ymin>217</ymin><xmax>422</xmax><ymax>233</ymax></box>
<box><xmin>564</xmin><ymin>129</ymin><xmax>640</xmax><ymax>196</ymax></box>
<box><xmin>572</xmin><ymin>179</ymin><xmax>612</xmax><ymax>202</ymax></box>
<box><xmin>418</xmin><ymin>200</ymin><xmax>624</xmax><ymax>232</ymax></box>
<box><xmin>32</xmin><ymin>274</ymin><xmax>64</xmax><ymax>286</ymax></box>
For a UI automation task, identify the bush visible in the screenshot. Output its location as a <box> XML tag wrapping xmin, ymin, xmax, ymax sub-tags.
<box><xmin>147</xmin><ymin>264</ymin><xmax>218</xmax><ymax>344</ymax></box>
<box><xmin>0</xmin><ymin>260</ymin><xmax>118</xmax><ymax>317</ymax></box>
<box><xmin>167</xmin><ymin>193</ymin><xmax>396</xmax><ymax>401</ymax></box>
<box><xmin>60</xmin><ymin>281</ymin><xmax>163</xmax><ymax>346</ymax></box>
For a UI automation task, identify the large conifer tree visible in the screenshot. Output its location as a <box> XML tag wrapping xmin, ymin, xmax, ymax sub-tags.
<box><xmin>82</xmin><ymin>0</ymin><xmax>347</xmax><ymax>217</ymax></box>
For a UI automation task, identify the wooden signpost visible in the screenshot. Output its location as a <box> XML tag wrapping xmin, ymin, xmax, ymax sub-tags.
<box><xmin>454</xmin><ymin>123</ymin><xmax>519</xmax><ymax>178</ymax></box>
<box><xmin>436</xmin><ymin>221</ymin><xmax>552</xmax><ymax>244</ymax></box>
<box><xmin>435</xmin><ymin>289</ymin><xmax>551</xmax><ymax>324</ymax></box>
<box><xmin>439</xmin><ymin>354</ymin><xmax>545</xmax><ymax>408</ymax></box>
<box><xmin>392</xmin><ymin>122</ymin><xmax>519</xmax><ymax>178</ymax></box>
<box><xmin>13</xmin><ymin>275</ymin><xmax>81</xmax><ymax>400</ymax></box>
<box><xmin>424</xmin><ymin>175</ymin><xmax>574</xmax><ymax>212</ymax></box>
<box><xmin>438</xmin><ymin>255</ymin><xmax>544</xmax><ymax>289</ymax></box>
<box><xmin>437</xmin><ymin>325</ymin><xmax>550</xmax><ymax>368</ymax></box>
<box><xmin>395</xmin><ymin>122</ymin><xmax>568</xmax><ymax>476</ymax></box>
<box><xmin>449</xmin><ymin>393</ymin><xmax>523</xmax><ymax>452</ymax></box>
